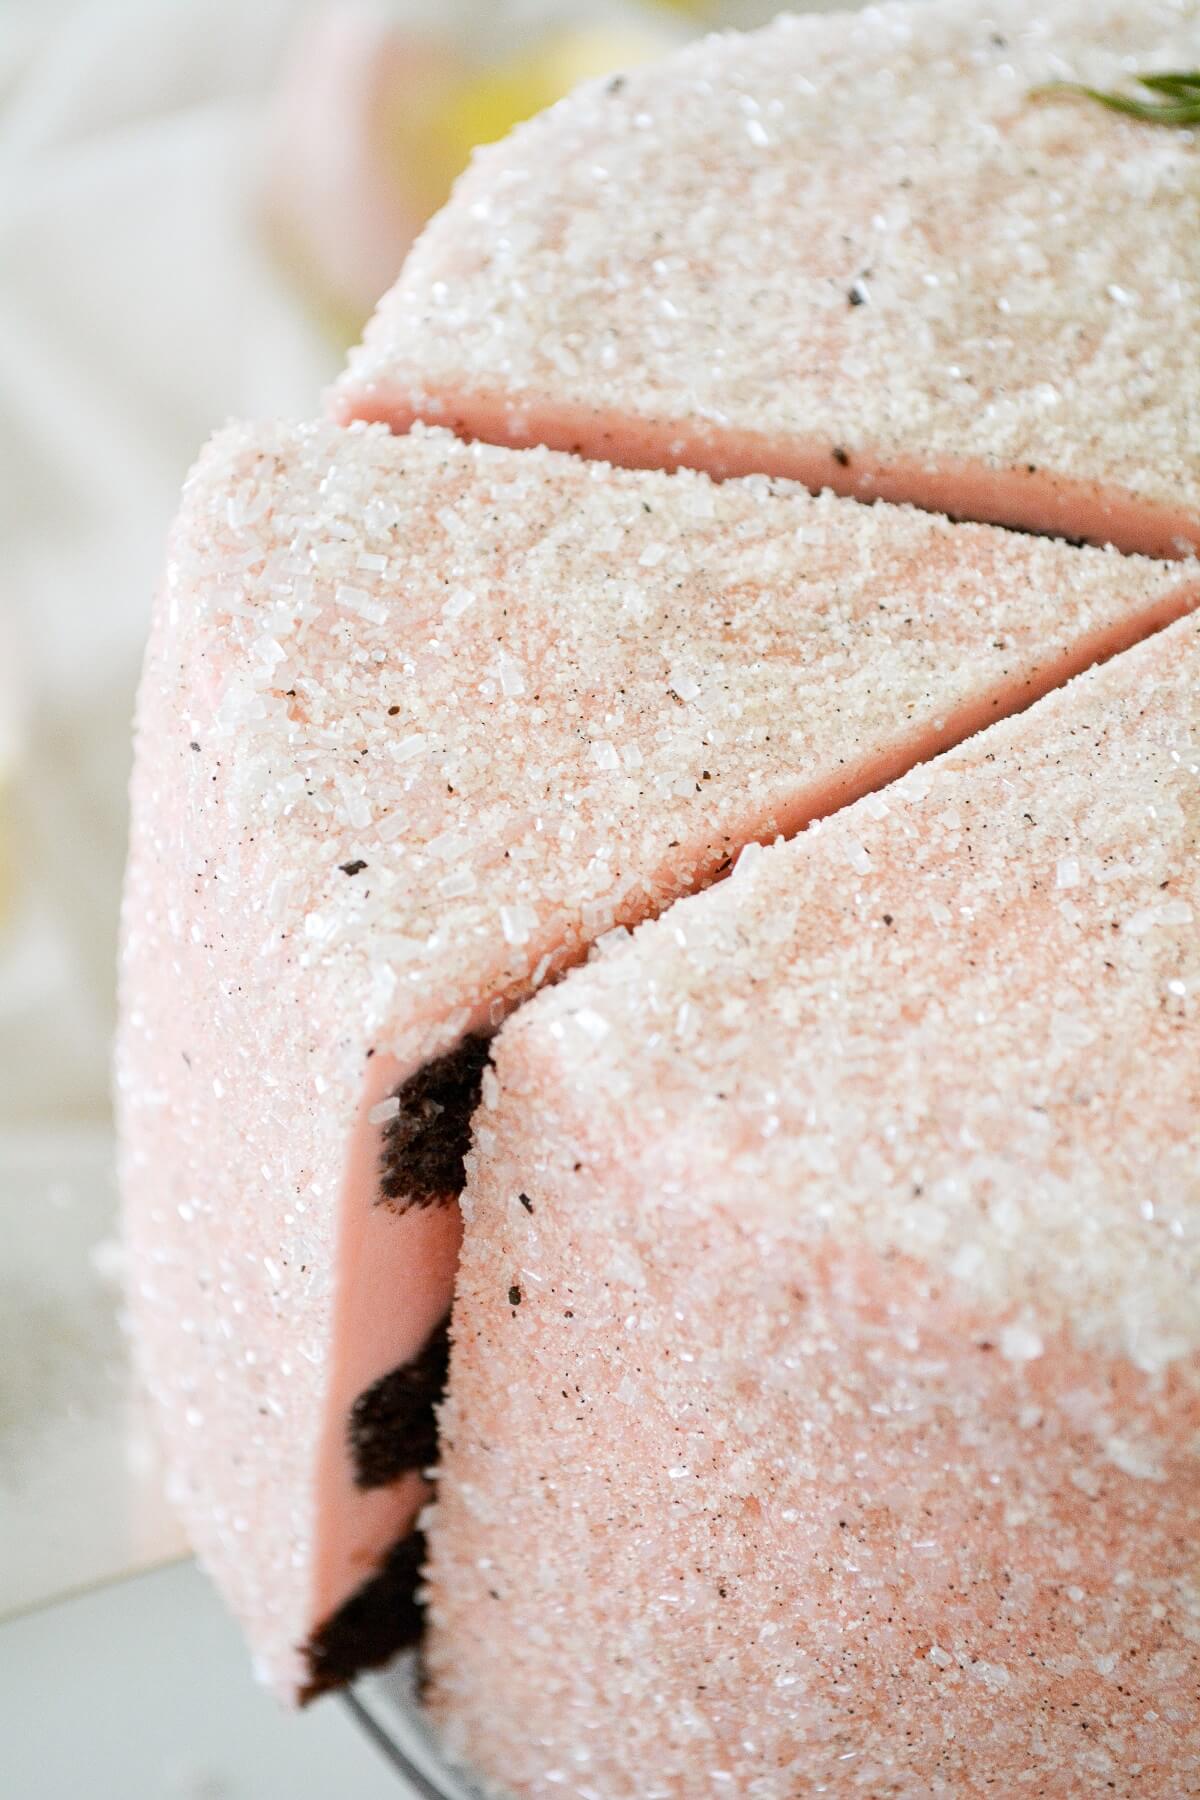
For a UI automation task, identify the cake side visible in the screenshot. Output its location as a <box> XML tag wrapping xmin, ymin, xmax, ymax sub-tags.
<box><xmin>117</xmin><ymin>562</ymin><xmax>365</xmax><ymax>1702</ymax></box>
<box><xmin>426</xmin><ymin>616</ymin><xmax>1200</xmax><ymax>1795</ymax></box>
<box><xmin>334</xmin><ymin>0</ymin><xmax>1200</xmax><ymax>555</ymax></box>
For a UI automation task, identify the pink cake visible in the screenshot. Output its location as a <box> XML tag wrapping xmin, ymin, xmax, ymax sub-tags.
<box><xmin>430</xmin><ymin>615</ymin><xmax>1200</xmax><ymax>1797</ymax></box>
<box><xmin>119</xmin><ymin>0</ymin><xmax>1200</xmax><ymax>1782</ymax></box>
<box><xmin>119</xmin><ymin>418</ymin><xmax>1196</xmax><ymax>1701</ymax></box>
<box><xmin>335</xmin><ymin>0</ymin><xmax>1200</xmax><ymax>556</ymax></box>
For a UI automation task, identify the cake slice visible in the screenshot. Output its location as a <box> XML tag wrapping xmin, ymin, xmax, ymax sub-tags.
<box><xmin>429</xmin><ymin>613</ymin><xmax>1200</xmax><ymax>1798</ymax></box>
<box><xmin>335</xmin><ymin>0</ymin><xmax>1200</xmax><ymax>556</ymax></box>
<box><xmin>116</xmin><ymin>419</ymin><xmax>1195</xmax><ymax>1702</ymax></box>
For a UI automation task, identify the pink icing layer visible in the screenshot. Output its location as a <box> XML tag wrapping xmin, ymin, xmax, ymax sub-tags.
<box><xmin>338</xmin><ymin>384</ymin><xmax>1200</xmax><ymax>562</ymax></box>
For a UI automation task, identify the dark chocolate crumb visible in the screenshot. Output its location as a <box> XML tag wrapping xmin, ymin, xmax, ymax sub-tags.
<box><xmin>882</xmin><ymin>913</ymin><xmax>894</xmax><ymax>926</ymax></box>
<box><xmin>302</xmin><ymin>1530</ymin><xmax>425</xmax><ymax>1701</ymax></box>
<box><xmin>518</xmin><ymin>1193</ymin><xmax>534</xmax><ymax>1213</ymax></box>
<box><xmin>847</xmin><ymin>282</ymin><xmax>868</xmax><ymax>307</ymax></box>
<box><xmin>387</xmin><ymin>705</ymin><xmax>401</xmax><ymax>715</ymax></box>
<box><xmin>508</xmin><ymin>1285</ymin><xmax>522</xmax><ymax>1308</ymax></box>
<box><xmin>189</xmin><ymin>740</ymin><xmax>201</xmax><ymax>752</ymax></box>
<box><xmin>832</xmin><ymin>446</ymin><xmax>851</xmax><ymax>467</ymax></box>
<box><xmin>348</xmin><ymin>1314</ymin><xmax>450</xmax><ymax>1489</ymax></box>
<box><xmin>339</xmin><ymin>859</ymin><xmax>368</xmax><ymax>877</ymax></box>
<box><xmin>378</xmin><ymin>1033</ymin><xmax>492</xmax><ymax>1211</ymax></box>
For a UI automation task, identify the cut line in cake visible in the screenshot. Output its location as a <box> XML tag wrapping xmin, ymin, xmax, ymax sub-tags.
<box><xmin>118</xmin><ymin>417</ymin><xmax>1200</xmax><ymax>1702</ymax></box>
<box><xmin>427</xmin><ymin>614</ymin><xmax>1199</xmax><ymax>1795</ymax></box>
<box><xmin>334</xmin><ymin>0</ymin><xmax>1200</xmax><ymax>557</ymax></box>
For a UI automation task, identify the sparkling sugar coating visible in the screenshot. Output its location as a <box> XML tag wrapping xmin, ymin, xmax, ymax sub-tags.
<box><xmin>337</xmin><ymin>0</ymin><xmax>1200</xmax><ymax>555</ymax></box>
<box><xmin>119</xmin><ymin>419</ymin><xmax>1194</xmax><ymax>1698</ymax></box>
<box><xmin>428</xmin><ymin>618</ymin><xmax>1200</xmax><ymax>1798</ymax></box>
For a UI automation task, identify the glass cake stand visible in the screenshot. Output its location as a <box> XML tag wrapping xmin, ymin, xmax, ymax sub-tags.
<box><xmin>349</xmin><ymin>1656</ymin><xmax>488</xmax><ymax>1799</ymax></box>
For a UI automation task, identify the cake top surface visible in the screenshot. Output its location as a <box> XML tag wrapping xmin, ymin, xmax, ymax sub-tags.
<box><xmin>164</xmin><ymin>419</ymin><xmax>1185</xmax><ymax>1078</ymax></box>
<box><xmin>493</xmin><ymin>615</ymin><xmax>1200</xmax><ymax>1373</ymax></box>
<box><xmin>341</xmin><ymin>0</ymin><xmax>1200</xmax><ymax>528</ymax></box>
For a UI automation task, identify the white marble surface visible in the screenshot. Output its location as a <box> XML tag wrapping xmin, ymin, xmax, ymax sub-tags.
<box><xmin>1</xmin><ymin>1561</ymin><xmax>402</xmax><ymax>1799</ymax></box>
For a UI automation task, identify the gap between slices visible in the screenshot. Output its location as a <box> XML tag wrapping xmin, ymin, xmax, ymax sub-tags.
<box><xmin>339</xmin><ymin>386</ymin><xmax>1200</xmax><ymax>562</ymax></box>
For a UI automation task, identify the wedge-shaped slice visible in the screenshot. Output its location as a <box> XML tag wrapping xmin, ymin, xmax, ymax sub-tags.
<box><xmin>429</xmin><ymin>615</ymin><xmax>1200</xmax><ymax>1799</ymax></box>
<box><xmin>117</xmin><ymin>420</ymin><xmax>1195</xmax><ymax>1701</ymax></box>
<box><xmin>336</xmin><ymin>0</ymin><xmax>1200</xmax><ymax>556</ymax></box>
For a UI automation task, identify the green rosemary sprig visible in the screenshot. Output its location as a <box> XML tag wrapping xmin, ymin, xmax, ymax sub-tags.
<box><xmin>1033</xmin><ymin>69</ymin><xmax>1200</xmax><ymax>126</ymax></box>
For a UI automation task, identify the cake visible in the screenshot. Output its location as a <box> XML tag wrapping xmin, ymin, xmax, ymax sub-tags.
<box><xmin>335</xmin><ymin>0</ymin><xmax>1200</xmax><ymax>557</ymax></box>
<box><xmin>117</xmin><ymin>0</ymin><xmax>1200</xmax><ymax>1789</ymax></box>
<box><xmin>431</xmin><ymin>616</ymin><xmax>1200</xmax><ymax>1795</ymax></box>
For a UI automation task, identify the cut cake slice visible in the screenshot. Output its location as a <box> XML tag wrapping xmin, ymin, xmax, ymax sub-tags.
<box><xmin>116</xmin><ymin>419</ymin><xmax>1196</xmax><ymax>1700</ymax></box>
<box><xmin>429</xmin><ymin>613</ymin><xmax>1200</xmax><ymax>1797</ymax></box>
<box><xmin>335</xmin><ymin>0</ymin><xmax>1200</xmax><ymax>556</ymax></box>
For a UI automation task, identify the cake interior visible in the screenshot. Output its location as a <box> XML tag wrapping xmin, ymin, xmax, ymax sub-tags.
<box><xmin>303</xmin><ymin>1531</ymin><xmax>427</xmax><ymax>1702</ymax></box>
<box><xmin>377</xmin><ymin>1034</ymin><xmax>493</xmax><ymax>1213</ymax></box>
